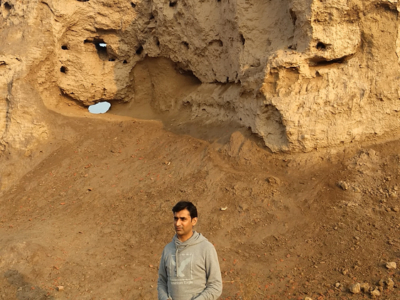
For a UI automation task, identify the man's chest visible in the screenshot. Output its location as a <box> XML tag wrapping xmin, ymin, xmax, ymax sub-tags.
<box><xmin>165</xmin><ymin>252</ymin><xmax>205</xmax><ymax>283</ymax></box>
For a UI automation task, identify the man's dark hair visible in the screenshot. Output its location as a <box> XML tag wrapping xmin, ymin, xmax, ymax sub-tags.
<box><xmin>172</xmin><ymin>201</ymin><xmax>198</xmax><ymax>219</ymax></box>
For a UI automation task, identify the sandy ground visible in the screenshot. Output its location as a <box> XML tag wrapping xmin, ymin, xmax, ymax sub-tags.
<box><xmin>0</xmin><ymin>106</ymin><xmax>399</xmax><ymax>300</ymax></box>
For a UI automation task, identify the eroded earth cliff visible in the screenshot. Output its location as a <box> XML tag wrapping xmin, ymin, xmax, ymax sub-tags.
<box><xmin>2</xmin><ymin>0</ymin><xmax>400</xmax><ymax>157</ymax></box>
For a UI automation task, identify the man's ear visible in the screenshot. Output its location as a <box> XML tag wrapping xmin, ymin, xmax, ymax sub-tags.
<box><xmin>192</xmin><ymin>217</ymin><xmax>198</xmax><ymax>226</ymax></box>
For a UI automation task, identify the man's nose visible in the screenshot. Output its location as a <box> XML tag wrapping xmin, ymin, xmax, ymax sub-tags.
<box><xmin>176</xmin><ymin>219</ymin><xmax>181</xmax><ymax>226</ymax></box>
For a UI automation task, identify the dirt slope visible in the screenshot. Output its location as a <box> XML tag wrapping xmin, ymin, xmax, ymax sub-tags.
<box><xmin>0</xmin><ymin>113</ymin><xmax>399</xmax><ymax>300</ymax></box>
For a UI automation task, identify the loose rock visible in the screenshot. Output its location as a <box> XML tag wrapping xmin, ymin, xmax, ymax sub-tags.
<box><xmin>337</xmin><ymin>181</ymin><xmax>349</xmax><ymax>190</ymax></box>
<box><xmin>349</xmin><ymin>283</ymin><xmax>361</xmax><ymax>294</ymax></box>
<box><xmin>386</xmin><ymin>262</ymin><xmax>397</xmax><ymax>269</ymax></box>
<box><xmin>360</xmin><ymin>282</ymin><xmax>370</xmax><ymax>292</ymax></box>
<box><xmin>370</xmin><ymin>288</ymin><xmax>381</xmax><ymax>297</ymax></box>
<box><xmin>386</xmin><ymin>278</ymin><xmax>394</xmax><ymax>290</ymax></box>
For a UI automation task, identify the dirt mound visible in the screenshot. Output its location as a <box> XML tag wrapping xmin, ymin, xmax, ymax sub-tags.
<box><xmin>0</xmin><ymin>114</ymin><xmax>399</xmax><ymax>299</ymax></box>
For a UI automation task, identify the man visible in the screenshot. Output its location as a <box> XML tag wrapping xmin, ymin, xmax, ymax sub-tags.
<box><xmin>157</xmin><ymin>201</ymin><xmax>223</xmax><ymax>300</ymax></box>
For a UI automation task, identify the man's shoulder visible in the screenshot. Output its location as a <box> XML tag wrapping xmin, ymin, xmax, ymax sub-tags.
<box><xmin>193</xmin><ymin>236</ymin><xmax>216</xmax><ymax>253</ymax></box>
<box><xmin>163</xmin><ymin>239</ymin><xmax>175</xmax><ymax>251</ymax></box>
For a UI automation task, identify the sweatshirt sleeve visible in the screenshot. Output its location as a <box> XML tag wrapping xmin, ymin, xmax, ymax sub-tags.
<box><xmin>194</xmin><ymin>244</ymin><xmax>223</xmax><ymax>300</ymax></box>
<box><xmin>157</xmin><ymin>249</ymin><xmax>171</xmax><ymax>300</ymax></box>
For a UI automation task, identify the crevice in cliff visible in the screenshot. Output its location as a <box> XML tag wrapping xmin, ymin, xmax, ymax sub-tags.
<box><xmin>1</xmin><ymin>80</ymin><xmax>13</xmax><ymax>152</ymax></box>
<box><xmin>309</xmin><ymin>54</ymin><xmax>353</xmax><ymax>67</ymax></box>
<box><xmin>375</xmin><ymin>1</ymin><xmax>398</xmax><ymax>13</ymax></box>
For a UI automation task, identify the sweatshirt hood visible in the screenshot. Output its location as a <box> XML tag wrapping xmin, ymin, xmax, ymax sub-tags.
<box><xmin>173</xmin><ymin>231</ymin><xmax>207</xmax><ymax>248</ymax></box>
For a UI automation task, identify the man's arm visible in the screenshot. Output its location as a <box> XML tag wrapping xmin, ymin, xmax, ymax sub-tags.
<box><xmin>157</xmin><ymin>250</ymin><xmax>172</xmax><ymax>300</ymax></box>
<box><xmin>194</xmin><ymin>244</ymin><xmax>223</xmax><ymax>300</ymax></box>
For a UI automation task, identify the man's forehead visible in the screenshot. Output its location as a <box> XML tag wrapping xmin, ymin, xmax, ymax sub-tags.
<box><xmin>174</xmin><ymin>209</ymin><xmax>191</xmax><ymax>218</ymax></box>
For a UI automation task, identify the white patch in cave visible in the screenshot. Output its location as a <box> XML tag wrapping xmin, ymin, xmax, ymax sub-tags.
<box><xmin>98</xmin><ymin>43</ymin><xmax>107</xmax><ymax>48</ymax></box>
<box><xmin>88</xmin><ymin>102</ymin><xmax>111</xmax><ymax>114</ymax></box>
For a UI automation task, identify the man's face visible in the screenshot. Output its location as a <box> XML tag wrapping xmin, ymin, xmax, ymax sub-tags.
<box><xmin>174</xmin><ymin>209</ymin><xmax>197</xmax><ymax>241</ymax></box>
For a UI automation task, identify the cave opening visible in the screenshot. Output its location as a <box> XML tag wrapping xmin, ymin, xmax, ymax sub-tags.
<box><xmin>61</xmin><ymin>45</ymin><xmax>69</xmax><ymax>50</ymax></box>
<box><xmin>84</xmin><ymin>39</ymin><xmax>108</xmax><ymax>60</ymax></box>
<box><xmin>60</xmin><ymin>66</ymin><xmax>67</xmax><ymax>73</ymax></box>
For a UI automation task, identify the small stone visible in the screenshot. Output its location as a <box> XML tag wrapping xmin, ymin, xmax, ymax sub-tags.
<box><xmin>350</xmin><ymin>283</ymin><xmax>361</xmax><ymax>294</ymax></box>
<box><xmin>342</xmin><ymin>269</ymin><xmax>348</xmax><ymax>275</ymax></box>
<box><xmin>266</xmin><ymin>176</ymin><xmax>280</xmax><ymax>185</ymax></box>
<box><xmin>335</xmin><ymin>282</ymin><xmax>341</xmax><ymax>288</ymax></box>
<box><xmin>386</xmin><ymin>278</ymin><xmax>394</xmax><ymax>290</ymax></box>
<box><xmin>370</xmin><ymin>288</ymin><xmax>381</xmax><ymax>297</ymax></box>
<box><xmin>360</xmin><ymin>282</ymin><xmax>370</xmax><ymax>292</ymax></box>
<box><xmin>392</xmin><ymin>206</ymin><xmax>399</xmax><ymax>212</ymax></box>
<box><xmin>56</xmin><ymin>286</ymin><xmax>64</xmax><ymax>291</ymax></box>
<box><xmin>337</xmin><ymin>181</ymin><xmax>349</xmax><ymax>190</ymax></box>
<box><xmin>386</xmin><ymin>262</ymin><xmax>397</xmax><ymax>269</ymax></box>
<box><xmin>220</xmin><ymin>207</ymin><xmax>228</xmax><ymax>211</ymax></box>
<box><xmin>304</xmin><ymin>297</ymin><xmax>312</xmax><ymax>300</ymax></box>
<box><xmin>378</xmin><ymin>279</ymin><xmax>385</xmax><ymax>287</ymax></box>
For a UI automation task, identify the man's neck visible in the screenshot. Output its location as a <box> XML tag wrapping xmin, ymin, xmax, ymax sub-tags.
<box><xmin>177</xmin><ymin>231</ymin><xmax>194</xmax><ymax>242</ymax></box>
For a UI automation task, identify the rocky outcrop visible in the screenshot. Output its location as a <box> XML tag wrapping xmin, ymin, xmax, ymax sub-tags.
<box><xmin>1</xmin><ymin>0</ymin><xmax>400</xmax><ymax>155</ymax></box>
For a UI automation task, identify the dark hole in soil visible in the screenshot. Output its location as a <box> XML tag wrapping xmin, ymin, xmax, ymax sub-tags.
<box><xmin>149</xmin><ymin>13</ymin><xmax>154</xmax><ymax>20</ymax></box>
<box><xmin>4</xmin><ymin>2</ymin><xmax>11</xmax><ymax>11</ymax></box>
<box><xmin>289</xmin><ymin>9</ymin><xmax>297</xmax><ymax>26</ymax></box>
<box><xmin>77</xmin><ymin>0</ymin><xmax>89</xmax><ymax>2</ymax></box>
<box><xmin>316</xmin><ymin>42</ymin><xmax>327</xmax><ymax>50</ymax></box>
<box><xmin>61</xmin><ymin>45</ymin><xmax>69</xmax><ymax>50</ymax></box>
<box><xmin>123</xmin><ymin>60</ymin><xmax>128</xmax><ymax>64</ymax></box>
<box><xmin>169</xmin><ymin>0</ymin><xmax>177</xmax><ymax>7</ymax></box>
<box><xmin>310</xmin><ymin>55</ymin><xmax>348</xmax><ymax>66</ymax></box>
<box><xmin>136</xmin><ymin>45</ymin><xmax>144</xmax><ymax>55</ymax></box>
<box><xmin>240</xmin><ymin>34</ymin><xmax>245</xmax><ymax>46</ymax></box>
<box><xmin>60</xmin><ymin>66</ymin><xmax>67</xmax><ymax>73</ymax></box>
<box><xmin>155</xmin><ymin>37</ymin><xmax>160</xmax><ymax>47</ymax></box>
<box><xmin>182</xmin><ymin>41</ymin><xmax>189</xmax><ymax>49</ymax></box>
<box><xmin>131</xmin><ymin>2</ymin><xmax>136</xmax><ymax>8</ymax></box>
<box><xmin>108</xmin><ymin>58</ymin><xmax>116</xmax><ymax>62</ymax></box>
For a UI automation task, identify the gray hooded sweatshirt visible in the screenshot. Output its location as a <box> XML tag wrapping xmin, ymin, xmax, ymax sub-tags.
<box><xmin>157</xmin><ymin>231</ymin><xmax>222</xmax><ymax>300</ymax></box>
